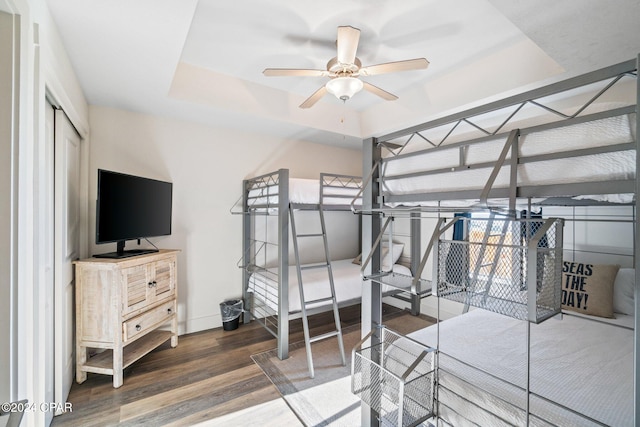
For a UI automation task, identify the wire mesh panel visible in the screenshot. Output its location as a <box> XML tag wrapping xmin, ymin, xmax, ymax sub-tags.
<box><xmin>352</xmin><ymin>328</ymin><xmax>435</xmax><ymax>427</ymax></box>
<box><xmin>437</xmin><ymin>217</ymin><xmax>564</xmax><ymax>323</ymax></box>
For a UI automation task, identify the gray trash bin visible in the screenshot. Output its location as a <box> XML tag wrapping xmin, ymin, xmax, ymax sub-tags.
<box><xmin>220</xmin><ymin>299</ymin><xmax>243</xmax><ymax>331</ymax></box>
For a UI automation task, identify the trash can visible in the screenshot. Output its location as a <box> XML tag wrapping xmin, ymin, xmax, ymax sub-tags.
<box><xmin>220</xmin><ymin>299</ymin><xmax>243</xmax><ymax>331</ymax></box>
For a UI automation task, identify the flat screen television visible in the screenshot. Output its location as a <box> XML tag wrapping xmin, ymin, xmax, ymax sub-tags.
<box><xmin>94</xmin><ymin>169</ymin><xmax>173</xmax><ymax>258</ymax></box>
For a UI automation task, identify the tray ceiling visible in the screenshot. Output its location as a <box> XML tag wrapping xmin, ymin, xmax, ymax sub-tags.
<box><xmin>45</xmin><ymin>0</ymin><xmax>640</xmax><ymax>148</ymax></box>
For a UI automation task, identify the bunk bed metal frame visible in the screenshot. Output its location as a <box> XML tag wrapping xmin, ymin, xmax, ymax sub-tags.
<box><xmin>239</xmin><ymin>168</ymin><xmax>427</xmax><ymax>368</ymax></box>
<box><xmin>357</xmin><ymin>56</ymin><xmax>639</xmax><ymax>426</ymax></box>
<box><xmin>239</xmin><ymin>168</ymin><xmax>363</xmax><ymax>361</ymax></box>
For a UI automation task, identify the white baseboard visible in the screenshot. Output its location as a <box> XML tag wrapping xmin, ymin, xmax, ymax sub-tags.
<box><xmin>180</xmin><ymin>313</ymin><xmax>220</xmax><ymax>335</ymax></box>
<box><xmin>179</xmin><ymin>297</ymin><xmax>465</xmax><ymax>336</ymax></box>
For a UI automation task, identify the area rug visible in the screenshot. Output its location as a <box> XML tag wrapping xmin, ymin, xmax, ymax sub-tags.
<box><xmin>251</xmin><ymin>312</ymin><xmax>433</xmax><ymax>427</ymax></box>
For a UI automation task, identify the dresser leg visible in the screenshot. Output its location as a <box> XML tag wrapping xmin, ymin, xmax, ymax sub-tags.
<box><xmin>113</xmin><ymin>350</ymin><xmax>123</xmax><ymax>388</ymax></box>
<box><xmin>171</xmin><ymin>313</ymin><xmax>178</xmax><ymax>347</ymax></box>
<box><xmin>76</xmin><ymin>344</ymin><xmax>87</xmax><ymax>384</ymax></box>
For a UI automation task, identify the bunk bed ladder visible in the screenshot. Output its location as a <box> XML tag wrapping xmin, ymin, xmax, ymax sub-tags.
<box><xmin>289</xmin><ymin>204</ymin><xmax>346</xmax><ymax>378</ymax></box>
<box><xmin>465</xmin><ymin>213</ymin><xmax>510</xmax><ymax>312</ymax></box>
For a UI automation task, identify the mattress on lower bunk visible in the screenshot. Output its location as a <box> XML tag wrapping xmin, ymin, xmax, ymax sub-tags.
<box><xmin>247</xmin><ymin>258</ymin><xmax>411</xmax><ymax>313</ymax></box>
<box><xmin>405</xmin><ymin>309</ymin><xmax>633</xmax><ymax>426</ymax></box>
<box><xmin>248</xmin><ymin>177</ymin><xmax>362</xmax><ymax>206</ymax></box>
<box><xmin>382</xmin><ymin>113</ymin><xmax>636</xmax><ymax>206</ymax></box>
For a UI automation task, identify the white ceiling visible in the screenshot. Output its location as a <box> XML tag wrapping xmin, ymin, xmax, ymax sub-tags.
<box><xmin>45</xmin><ymin>0</ymin><xmax>640</xmax><ymax>149</ymax></box>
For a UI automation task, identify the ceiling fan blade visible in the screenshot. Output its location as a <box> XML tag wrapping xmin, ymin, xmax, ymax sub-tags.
<box><xmin>263</xmin><ymin>68</ymin><xmax>328</xmax><ymax>77</ymax></box>
<box><xmin>299</xmin><ymin>86</ymin><xmax>328</xmax><ymax>109</ymax></box>
<box><xmin>360</xmin><ymin>58</ymin><xmax>429</xmax><ymax>76</ymax></box>
<box><xmin>336</xmin><ymin>26</ymin><xmax>360</xmax><ymax>65</ymax></box>
<box><xmin>362</xmin><ymin>82</ymin><xmax>398</xmax><ymax>101</ymax></box>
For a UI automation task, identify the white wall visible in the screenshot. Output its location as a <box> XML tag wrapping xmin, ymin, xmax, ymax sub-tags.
<box><xmin>88</xmin><ymin>106</ymin><xmax>362</xmax><ymax>333</ymax></box>
<box><xmin>253</xmin><ymin>210</ymin><xmax>360</xmax><ymax>268</ymax></box>
<box><xmin>546</xmin><ymin>205</ymin><xmax>635</xmax><ymax>266</ymax></box>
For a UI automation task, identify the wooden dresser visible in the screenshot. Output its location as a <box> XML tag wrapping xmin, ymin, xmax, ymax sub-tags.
<box><xmin>74</xmin><ymin>249</ymin><xmax>179</xmax><ymax>388</ymax></box>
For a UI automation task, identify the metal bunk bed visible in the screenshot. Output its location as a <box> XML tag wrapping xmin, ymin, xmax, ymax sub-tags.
<box><xmin>352</xmin><ymin>56</ymin><xmax>639</xmax><ymax>426</ymax></box>
<box><xmin>234</xmin><ymin>169</ymin><xmax>373</xmax><ymax>377</ymax></box>
<box><xmin>236</xmin><ymin>169</ymin><xmax>429</xmax><ymax>377</ymax></box>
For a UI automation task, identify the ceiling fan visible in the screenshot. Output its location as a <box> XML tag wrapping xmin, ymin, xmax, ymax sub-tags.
<box><xmin>263</xmin><ymin>25</ymin><xmax>429</xmax><ymax>109</ymax></box>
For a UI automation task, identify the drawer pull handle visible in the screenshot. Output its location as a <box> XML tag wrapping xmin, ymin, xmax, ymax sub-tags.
<box><xmin>135</xmin><ymin>324</ymin><xmax>141</xmax><ymax>331</ymax></box>
<box><xmin>167</xmin><ymin>308</ymin><xmax>172</xmax><ymax>314</ymax></box>
<box><xmin>153</xmin><ymin>281</ymin><xmax>157</xmax><ymax>287</ymax></box>
<box><xmin>148</xmin><ymin>282</ymin><xmax>154</xmax><ymax>288</ymax></box>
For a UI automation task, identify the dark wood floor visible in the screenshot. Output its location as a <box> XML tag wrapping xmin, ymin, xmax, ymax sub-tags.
<box><xmin>51</xmin><ymin>304</ymin><xmax>431</xmax><ymax>426</ymax></box>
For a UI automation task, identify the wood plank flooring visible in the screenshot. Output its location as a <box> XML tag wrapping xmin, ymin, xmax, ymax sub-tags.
<box><xmin>51</xmin><ymin>304</ymin><xmax>433</xmax><ymax>426</ymax></box>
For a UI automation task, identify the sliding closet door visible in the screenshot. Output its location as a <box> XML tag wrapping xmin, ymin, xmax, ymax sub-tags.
<box><xmin>54</xmin><ymin>109</ymin><xmax>81</xmax><ymax>411</ymax></box>
<box><xmin>41</xmin><ymin>102</ymin><xmax>55</xmax><ymax>425</ymax></box>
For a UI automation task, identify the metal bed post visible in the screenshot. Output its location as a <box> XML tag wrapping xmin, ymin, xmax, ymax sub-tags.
<box><xmin>410</xmin><ymin>210</ymin><xmax>421</xmax><ymax>315</ymax></box>
<box><xmin>241</xmin><ymin>179</ymin><xmax>251</xmax><ymax>324</ymax></box>
<box><xmin>361</xmin><ymin>137</ymin><xmax>382</xmax><ymax>427</ymax></box>
<box><xmin>277</xmin><ymin>169</ymin><xmax>289</xmax><ymax>360</ymax></box>
<box><xmin>634</xmin><ymin>52</ymin><xmax>639</xmax><ymax>427</ymax></box>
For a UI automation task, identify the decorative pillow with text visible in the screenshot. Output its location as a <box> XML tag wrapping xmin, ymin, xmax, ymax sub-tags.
<box><xmin>561</xmin><ymin>262</ymin><xmax>619</xmax><ymax>318</ymax></box>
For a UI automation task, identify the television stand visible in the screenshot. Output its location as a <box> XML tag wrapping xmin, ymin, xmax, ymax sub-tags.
<box><xmin>75</xmin><ymin>249</ymin><xmax>179</xmax><ymax>387</ymax></box>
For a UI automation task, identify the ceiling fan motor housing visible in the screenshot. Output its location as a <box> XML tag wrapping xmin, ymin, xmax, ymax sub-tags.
<box><xmin>326</xmin><ymin>57</ymin><xmax>362</xmax><ymax>76</ymax></box>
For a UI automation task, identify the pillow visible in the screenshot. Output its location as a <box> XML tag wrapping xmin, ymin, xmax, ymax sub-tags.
<box><xmin>382</xmin><ymin>243</ymin><xmax>404</xmax><ymax>270</ymax></box>
<box><xmin>613</xmin><ymin>268</ymin><xmax>635</xmax><ymax>315</ymax></box>
<box><xmin>351</xmin><ymin>243</ymin><xmax>405</xmax><ymax>269</ymax></box>
<box><xmin>561</xmin><ymin>262</ymin><xmax>619</xmax><ymax>318</ymax></box>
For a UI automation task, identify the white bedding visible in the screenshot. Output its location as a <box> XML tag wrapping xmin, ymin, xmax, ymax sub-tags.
<box><xmin>382</xmin><ymin>113</ymin><xmax>636</xmax><ymax>206</ymax></box>
<box><xmin>247</xmin><ymin>259</ymin><xmax>411</xmax><ymax>313</ymax></box>
<box><xmin>248</xmin><ymin>177</ymin><xmax>361</xmax><ymax>207</ymax></box>
<box><xmin>406</xmin><ymin>309</ymin><xmax>634</xmax><ymax>426</ymax></box>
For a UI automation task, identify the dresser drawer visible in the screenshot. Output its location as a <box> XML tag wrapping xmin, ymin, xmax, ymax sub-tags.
<box><xmin>123</xmin><ymin>300</ymin><xmax>176</xmax><ymax>342</ymax></box>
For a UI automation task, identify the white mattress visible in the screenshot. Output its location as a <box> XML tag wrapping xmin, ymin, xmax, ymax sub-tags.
<box><xmin>247</xmin><ymin>259</ymin><xmax>411</xmax><ymax>313</ymax></box>
<box><xmin>248</xmin><ymin>177</ymin><xmax>361</xmax><ymax>207</ymax></box>
<box><xmin>382</xmin><ymin>114</ymin><xmax>636</xmax><ymax>206</ymax></box>
<box><xmin>406</xmin><ymin>309</ymin><xmax>634</xmax><ymax>426</ymax></box>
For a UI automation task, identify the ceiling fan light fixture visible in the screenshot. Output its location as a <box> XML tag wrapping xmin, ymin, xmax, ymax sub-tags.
<box><xmin>325</xmin><ymin>76</ymin><xmax>363</xmax><ymax>101</ymax></box>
